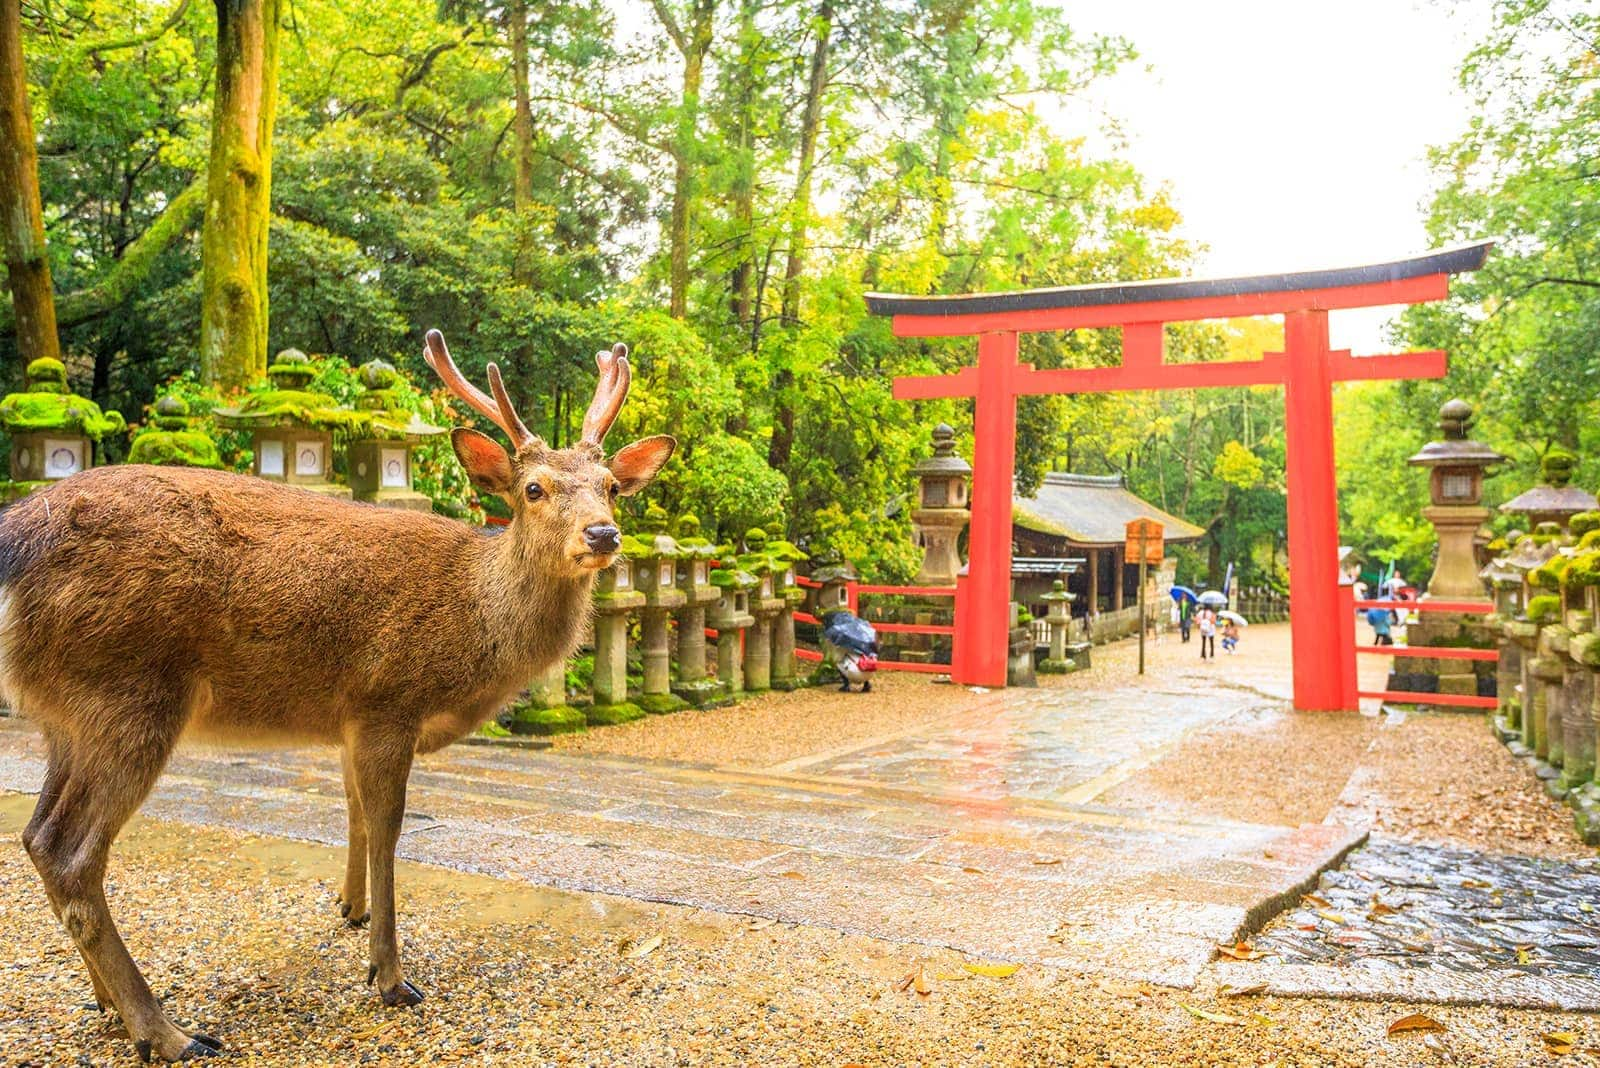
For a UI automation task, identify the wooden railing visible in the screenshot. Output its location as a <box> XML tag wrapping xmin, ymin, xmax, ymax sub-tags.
<box><xmin>1349</xmin><ymin>594</ymin><xmax>1497</xmax><ymax>709</ymax></box>
<box><xmin>793</xmin><ymin>575</ymin><xmax>956</xmax><ymax>674</ymax></box>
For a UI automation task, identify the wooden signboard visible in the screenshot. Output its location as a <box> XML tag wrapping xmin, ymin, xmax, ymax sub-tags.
<box><xmin>1125</xmin><ymin>518</ymin><xmax>1165</xmax><ymax>566</ymax></box>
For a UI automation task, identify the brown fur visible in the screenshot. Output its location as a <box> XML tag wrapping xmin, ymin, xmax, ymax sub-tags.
<box><xmin>1</xmin><ymin>413</ymin><xmax>673</xmax><ymax>1061</ymax></box>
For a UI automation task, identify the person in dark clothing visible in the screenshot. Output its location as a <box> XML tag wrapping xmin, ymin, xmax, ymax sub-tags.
<box><xmin>1178</xmin><ymin>600</ymin><xmax>1192</xmax><ymax>643</ymax></box>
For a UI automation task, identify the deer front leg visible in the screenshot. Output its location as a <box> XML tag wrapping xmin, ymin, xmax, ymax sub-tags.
<box><xmin>336</xmin><ymin>744</ymin><xmax>369</xmax><ymax>927</ymax></box>
<box><xmin>350</xmin><ymin>730</ymin><xmax>423</xmax><ymax>1007</ymax></box>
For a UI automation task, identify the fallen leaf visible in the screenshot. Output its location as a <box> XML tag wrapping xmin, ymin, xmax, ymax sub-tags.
<box><xmin>1543</xmin><ymin>1031</ymin><xmax>1578</xmax><ymax>1055</ymax></box>
<box><xmin>934</xmin><ymin>971</ymin><xmax>972</xmax><ymax>982</ymax></box>
<box><xmin>1461</xmin><ymin>878</ymin><xmax>1492</xmax><ymax>889</ymax></box>
<box><xmin>962</xmin><ymin>961</ymin><xmax>1020</xmax><ymax>978</ymax></box>
<box><xmin>1315</xmin><ymin>908</ymin><xmax>1348</xmax><ymax>925</ymax></box>
<box><xmin>1033</xmin><ymin>857</ymin><xmax>1063</xmax><ymax>866</ymax></box>
<box><xmin>1581</xmin><ymin>902</ymin><xmax>1593</xmax><ymax>914</ymax></box>
<box><xmin>620</xmin><ymin>934</ymin><xmax>662</xmax><ymax>959</ymax></box>
<box><xmin>1295</xmin><ymin>923</ymin><xmax>1318</xmax><ymax>931</ymax></box>
<box><xmin>1517</xmin><ymin>945</ymin><xmax>1533</xmax><ymax>965</ymax></box>
<box><xmin>961</xmin><ymin>866</ymin><xmax>986</xmax><ymax>875</ymax></box>
<box><xmin>779</xmin><ymin>871</ymin><xmax>806</xmax><ymax>880</ymax></box>
<box><xmin>1303</xmin><ymin>893</ymin><xmax>1334</xmax><ymax>909</ymax></box>
<box><xmin>351</xmin><ymin>1020</ymin><xmax>399</xmax><ymax>1042</ymax></box>
<box><xmin>1181</xmin><ymin>1002</ymin><xmax>1244</xmax><ymax>1026</ymax></box>
<box><xmin>913</xmin><ymin>965</ymin><xmax>932</xmax><ymax>996</ymax></box>
<box><xmin>1247</xmin><ymin>1012</ymin><xmax>1276</xmax><ymax>1026</ymax></box>
<box><xmin>1097</xmin><ymin>979</ymin><xmax>1152</xmax><ymax>998</ymax></box>
<box><xmin>924</xmin><ymin>875</ymin><xmax>953</xmax><ymax>887</ymax></box>
<box><xmin>1387</xmin><ymin>1012</ymin><xmax>1445</xmax><ymax>1036</ymax></box>
<box><xmin>1218</xmin><ymin>982</ymin><xmax>1268</xmax><ymax>998</ymax></box>
<box><xmin>1216</xmin><ymin>940</ymin><xmax>1267</xmax><ymax>965</ymax></box>
<box><xmin>1368</xmin><ymin>902</ymin><xmax>1402</xmax><ymax>917</ymax></box>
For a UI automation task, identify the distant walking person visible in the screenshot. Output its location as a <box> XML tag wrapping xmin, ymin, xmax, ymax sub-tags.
<box><xmin>1366</xmin><ymin>604</ymin><xmax>1394</xmax><ymax>646</ymax></box>
<box><xmin>1221</xmin><ymin>619</ymin><xmax>1240</xmax><ymax>654</ymax></box>
<box><xmin>1179</xmin><ymin>600</ymin><xmax>1193</xmax><ymax>643</ymax></box>
<box><xmin>1197</xmin><ymin>606</ymin><xmax>1217</xmax><ymax>660</ymax></box>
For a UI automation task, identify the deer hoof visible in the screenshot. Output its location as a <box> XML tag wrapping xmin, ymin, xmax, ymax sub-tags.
<box><xmin>178</xmin><ymin>1038</ymin><xmax>221</xmax><ymax>1059</ymax></box>
<box><xmin>189</xmin><ymin>1032</ymin><xmax>223</xmax><ymax>1052</ymax></box>
<box><xmin>380</xmin><ymin>979</ymin><xmax>425</xmax><ymax>1007</ymax></box>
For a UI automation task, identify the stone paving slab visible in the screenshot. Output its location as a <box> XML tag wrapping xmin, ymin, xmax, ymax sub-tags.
<box><xmin>1243</xmin><ymin>836</ymin><xmax>1600</xmax><ymax>1011</ymax></box>
<box><xmin>0</xmin><ymin>680</ymin><xmax>1361</xmax><ymax>991</ymax></box>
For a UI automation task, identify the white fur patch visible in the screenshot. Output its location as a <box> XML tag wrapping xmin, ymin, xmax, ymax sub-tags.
<box><xmin>0</xmin><ymin>590</ymin><xmax>12</xmax><ymax>709</ymax></box>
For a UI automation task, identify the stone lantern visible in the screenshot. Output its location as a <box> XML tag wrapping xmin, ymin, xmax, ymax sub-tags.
<box><xmin>807</xmin><ymin>561</ymin><xmax>858</xmax><ymax>618</ymax></box>
<box><xmin>588</xmin><ymin>556</ymin><xmax>646</xmax><ymax>724</ymax></box>
<box><xmin>213</xmin><ymin>350</ymin><xmax>351</xmax><ymax>498</ymax></box>
<box><xmin>630</xmin><ymin>504</ymin><xmax>688</xmax><ymax>714</ymax></box>
<box><xmin>912</xmin><ymin>423</ymin><xmax>971</xmax><ymax>586</ymax></box>
<box><xmin>1037</xmin><ymin>580</ymin><xmax>1079</xmax><ymax>673</ymax></box>
<box><xmin>346</xmin><ymin>359</ymin><xmax>446</xmax><ymax>510</ymax></box>
<box><xmin>1504</xmin><ymin>535</ymin><xmax>1557</xmax><ymax>759</ymax></box>
<box><xmin>1500</xmin><ymin>449</ymin><xmax>1597</xmax><ymax>533</ymax></box>
<box><xmin>708</xmin><ymin>562</ymin><xmax>758</xmax><ymax>697</ymax></box>
<box><xmin>126</xmin><ymin>394</ymin><xmax>225</xmax><ymax>469</ymax></box>
<box><xmin>670</xmin><ymin>514</ymin><xmax>725</xmax><ymax>707</ymax></box>
<box><xmin>737</xmin><ymin>529</ymin><xmax>787</xmax><ymax>693</ymax></box>
<box><xmin>1481</xmin><ymin>552</ymin><xmax>1526</xmax><ymax>737</ymax></box>
<box><xmin>1399</xmin><ymin>399</ymin><xmax>1507</xmax><ymax>699</ymax></box>
<box><xmin>764</xmin><ymin>532</ymin><xmax>809</xmax><ymax>691</ymax></box>
<box><xmin>0</xmin><ymin>357</ymin><xmax>125</xmax><ymax>499</ymax></box>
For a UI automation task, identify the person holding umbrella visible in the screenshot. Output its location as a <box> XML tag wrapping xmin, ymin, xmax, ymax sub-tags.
<box><xmin>1195</xmin><ymin>590</ymin><xmax>1227</xmax><ymax>661</ymax></box>
<box><xmin>1218</xmin><ymin>610</ymin><xmax>1248</xmax><ymax>654</ymax></box>
<box><xmin>1170</xmin><ymin>586</ymin><xmax>1198</xmax><ymax>643</ymax></box>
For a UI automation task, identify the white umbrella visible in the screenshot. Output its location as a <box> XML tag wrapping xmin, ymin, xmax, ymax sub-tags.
<box><xmin>1197</xmin><ymin>590</ymin><xmax>1228</xmax><ymax>608</ymax></box>
<box><xmin>1218</xmin><ymin>610</ymin><xmax>1249</xmax><ymax>626</ymax></box>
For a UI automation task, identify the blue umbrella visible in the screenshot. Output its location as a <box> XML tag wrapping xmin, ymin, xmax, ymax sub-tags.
<box><xmin>1169</xmin><ymin>585</ymin><xmax>1198</xmax><ymax>605</ymax></box>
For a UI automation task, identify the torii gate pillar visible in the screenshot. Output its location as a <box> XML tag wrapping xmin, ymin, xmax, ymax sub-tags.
<box><xmin>871</xmin><ymin>243</ymin><xmax>1491</xmax><ymax>710</ymax></box>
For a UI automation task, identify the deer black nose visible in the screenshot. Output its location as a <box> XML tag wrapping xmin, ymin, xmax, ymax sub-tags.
<box><xmin>584</xmin><ymin>524</ymin><xmax>621</xmax><ymax>553</ymax></box>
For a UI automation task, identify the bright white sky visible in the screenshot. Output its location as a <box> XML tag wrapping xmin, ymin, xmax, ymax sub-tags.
<box><xmin>1061</xmin><ymin>0</ymin><xmax>1489</xmax><ymax>351</ymax></box>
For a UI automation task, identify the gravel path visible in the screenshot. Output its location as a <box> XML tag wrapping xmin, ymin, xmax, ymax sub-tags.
<box><xmin>1</xmin><ymin>808</ymin><xmax>1590</xmax><ymax>1067</ymax></box>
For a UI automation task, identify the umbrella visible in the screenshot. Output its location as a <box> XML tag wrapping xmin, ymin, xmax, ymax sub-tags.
<box><xmin>1197</xmin><ymin>590</ymin><xmax>1228</xmax><ymax>608</ymax></box>
<box><xmin>822</xmin><ymin>610</ymin><xmax>878</xmax><ymax>657</ymax></box>
<box><xmin>1218</xmin><ymin>610</ymin><xmax>1249</xmax><ymax>626</ymax></box>
<box><xmin>1169</xmin><ymin>585</ymin><xmax>1198</xmax><ymax>605</ymax></box>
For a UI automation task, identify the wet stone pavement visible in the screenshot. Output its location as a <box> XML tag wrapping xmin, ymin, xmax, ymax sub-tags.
<box><xmin>0</xmin><ymin>677</ymin><xmax>1360</xmax><ymax>991</ymax></box>
<box><xmin>1241</xmin><ymin>838</ymin><xmax>1600</xmax><ymax>1010</ymax></box>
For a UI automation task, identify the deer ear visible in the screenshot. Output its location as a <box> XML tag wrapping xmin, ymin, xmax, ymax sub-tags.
<box><xmin>452</xmin><ymin>428</ymin><xmax>514</xmax><ymax>495</ymax></box>
<box><xmin>610</xmin><ymin>435</ymin><xmax>676</xmax><ymax>496</ymax></box>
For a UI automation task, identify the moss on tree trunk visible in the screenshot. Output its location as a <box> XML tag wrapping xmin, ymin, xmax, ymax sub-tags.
<box><xmin>0</xmin><ymin>0</ymin><xmax>61</xmax><ymax>365</ymax></box>
<box><xmin>200</xmin><ymin>0</ymin><xmax>280</xmax><ymax>390</ymax></box>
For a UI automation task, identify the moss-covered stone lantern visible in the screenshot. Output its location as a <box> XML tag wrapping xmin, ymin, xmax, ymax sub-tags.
<box><xmin>1501</xmin><ymin>449</ymin><xmax>1597</xmax><ymax>533</ymax></box>
<box><xmin>631</xmin><ymin>504</ymin><xmax>688</xmax><ymax>714</ymax></box>
<box><xmin>0</xmin><ymin>357</ymin><xmax>126</xmax><ymax>499</ymax></box>
<box><xmin>764</xmin><ymin>531</ymin><xmax>809</xmax><ymax>691</ymax></box>
<box><xmin>912</xmin><ymin>423</ymin><xmax>971</xmax><ymax>586</ymax></box>
<box><xmin>1481</xmin><ymin>549</ymin><xmax>1526</xmax><ymax>736</ymax></box>
<box><xmin>589</xmin><ymin>553</ymin><xmax>646</xmax><ymax>725</ymax></box>
<box><xmin>670</xmin><ymin>514</ymin><xmax>724</xmax><ymax>707</ymax></box>
<box><xmin>346</xmin><ymin>359</ymin><xmax>447</xmax><ymax>510</ymax></box>
<box><xmin>213</xmin><ymin>350</ymin><xmax>353</xmax><ymax>497</ymax></box>
<box><xmin>1567</xmin><ymin>546</ymin><xmax>1600</xmax><ymax>842</ymax></box>
<box><xmin>807</xmin><ymin>561</ymin><xmax>858</xmax><ymax>618</ymax></box>
<box><xmin>126</xmin><ymin>394</ymin><xmax>225</xmax><ymax>469</ymax></box>
<box><xmin>1037</xmin><ymin>580</ymin><xmax>1081</xmax><ymax>674</ymax></box>
<box><xmin>737</xmin><ymin>528</ymin><xmax>787</xmax><ymax>693</ymax></box>
<box><xmin>708</xmin><ymin>561</ymin><xmax>758</xmax><ymax>697</ymax></box>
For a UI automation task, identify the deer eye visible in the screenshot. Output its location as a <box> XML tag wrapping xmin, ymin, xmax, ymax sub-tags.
<box><xmin>526</xmin><ymin>482</ymin><xmax>545</xmax><ymax>502</ymax></box>
<box><xmin>608</xmin><ymin>481</ymin><xmax>621</xmax><ymax>499</ymax></box>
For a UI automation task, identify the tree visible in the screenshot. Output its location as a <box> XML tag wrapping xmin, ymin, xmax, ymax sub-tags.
<box><xmin>200</xmin><ymin>0</ymin><xmax>282</xmax><ymax>389</ymax></box>
<box><xmin>650</xmin><ymin>0</ymin><xmax>717</xmax><ymax>319</ymax></box>
<box><xmin>0</xmin><ymin>0</ymin><xmax>61</xmax><ymax>365</ymax></box>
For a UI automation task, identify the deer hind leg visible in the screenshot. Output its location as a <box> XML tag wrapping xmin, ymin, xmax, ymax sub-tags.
<box><xmin>24</xmin><ymin>699</ymin><xmax>221</xmax><ymax>1062</ymax></box>
<box><xmin>335</xmin><ymin>742</ymin><xmax>369</xmax><ymax>927</ymax></box>
<box><xmin>349</xmin><ymin>726</ymin><xmax>422</xmax><ymax>1007</ymax></box>
<box><xmin>22</xmin><ymin>735</ymin><xmax>114</xmax><ymax>1013</ymax></box>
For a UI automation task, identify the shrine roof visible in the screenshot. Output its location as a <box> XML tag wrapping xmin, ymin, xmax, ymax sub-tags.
<box><xmin>1014</xmin><ymin>473</ymin><xmax>1205</xmax><ymax>548</ymax></box>
<box><xmin>865</xmin><ymin>242</ymin><xmax>1492</xmax><ymax>319</ymax></box>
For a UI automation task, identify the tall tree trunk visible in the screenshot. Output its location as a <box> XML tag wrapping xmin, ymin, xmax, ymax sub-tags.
<box><xmin>780</xmin><ymin>0</ymin><xmax>831</xmax><ymax>326</ymax></box>
<box><xmin>199</xmin><ymin>0</ymin><xmax>280</xmax><ymax>390</ymax></box>
<box><xmin>767</xmin><ymin>0</ymin><xmax>833</xmax><ymax>472</ymax></box>
<box><xmin>509</xmin><ymin>0</ymin><xmax>535</xmax><ymax>216</ymax></box>
<box><xmin>0</xmin><ymin>0</ymin><xmax>61</xmax><ymax>365</ymax></box>
<box><xmin>727</xmin><ymin>0</ymin><xmax>756</xmax><ymax>329</ymax></box>
<box><xmin>662</xmin><ymin>0</ymin><xmax>714</xmax><ymax>319</ymax></box>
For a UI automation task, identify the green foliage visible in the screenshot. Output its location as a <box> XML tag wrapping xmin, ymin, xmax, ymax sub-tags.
<box><xmin>1530</xmin><ymin>555</ymin><xmax>1570</xmax><ymax>590</ymax></box>
<box><xmin>677</xmin><ymin>434</ymin><xmax>790</xmax><ymax>544</ymax></box>
<box><xmin>1527</xmin><ymin>594</ymin><xmax>1563</xmax><ymax>625</ymax></box>
<box><xmin>0</xmin><ymin>388</ymin><xmax>127</xmax><ymax>439</ymax></box>
<box><xmin>1568</xmin><ymin>551</ymin><xmax>1600</xmax><ymax>589</ymax></box>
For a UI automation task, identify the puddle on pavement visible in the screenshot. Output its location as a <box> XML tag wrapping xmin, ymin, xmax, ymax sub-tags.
<box><xmin>0</xmin><ymin>792</ymin><xmax>726</xmax><ymax>946</ymax></box>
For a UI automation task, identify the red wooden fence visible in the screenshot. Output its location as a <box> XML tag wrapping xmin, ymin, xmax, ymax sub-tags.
<box><xmin>1347</xmin><ymin>590</ymin><xmax>1498</xmax><ymax>710</ymax></box>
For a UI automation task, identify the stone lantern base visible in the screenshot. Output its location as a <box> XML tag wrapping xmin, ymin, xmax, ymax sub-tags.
<box><xmin>1385</xmin><ymin>610</ymin><xmax>1499</xmax><ymax>701</ymax></box>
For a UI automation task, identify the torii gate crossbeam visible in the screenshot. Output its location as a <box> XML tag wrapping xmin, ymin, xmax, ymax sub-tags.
<box><xmin>868</xmin><ymin>242</ymin><xmax>1492</xmax><ymax>711</ymax></box>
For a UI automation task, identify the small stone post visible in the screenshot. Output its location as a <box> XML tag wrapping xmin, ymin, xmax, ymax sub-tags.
<box><xmin>589</xmin><ymin>557</ymin><xmax>645</xmax><ymax>725</ymax></box>
<box><xmin>1481</xmin><ymin>547</ymin><xmax>1525</xmax><ymax>737</ymax></box>
<box><xmin>670</xmin><ymin>515</ymin><xmax>725</xmax><ymax>707</ymax></box>
<box><xmin>708</xmin><ymin>563</ymin><xmax>757</xmax><ymax>698</ymax></box>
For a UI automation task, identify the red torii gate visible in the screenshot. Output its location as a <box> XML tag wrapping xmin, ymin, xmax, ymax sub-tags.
<box><xmin>867</xmin><ymin>242</ymin><xmax>1491</xmax><ymax>711</ymax></box>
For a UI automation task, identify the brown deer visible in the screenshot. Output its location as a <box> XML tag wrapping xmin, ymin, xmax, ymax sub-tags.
<box><xmin>0</xmin><ymin>330</ymin><xmax>674</xmax><ymax>1062</ymax></box>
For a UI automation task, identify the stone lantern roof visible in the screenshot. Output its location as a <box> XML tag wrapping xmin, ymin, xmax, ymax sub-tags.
<box><xmin>912</xmin><ymin>423</ymin><xmax>972</xmax><ymax>477</ymax></box>
<box><xmin>127</xmin><ymin>393</ymin><xmax>224</xmax><ymax>469</ymax></box>
<box><xmin>351</xmin><ymin>359</ymin><xmax>448</xmax><ymax>443</ymax></box>
<box><xmin>0</xmin><ymin>357</ymin><xmax>126</xmax><ymax>441</ymax></box>
<box><xmin>1500</xmin><ymin>448</ymin><xmax>1597</xmax><ymax>525</ymax></box>
<box><xmin>213</xmin><ymin>350</ymin><xmax>358</xmax><ymax>432</ymax></box>
<box><xmin>673</xmin><ymin>513</ymin><xmax>717</xmax><ymax>559</ymax></box>
<box><xmin>1406</xmin><ymin>399</ymin><xmax>1506</xmax><ymax>468</ymax></box>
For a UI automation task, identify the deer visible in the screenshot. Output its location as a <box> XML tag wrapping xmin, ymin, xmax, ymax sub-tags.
<box><xmin>0</xmin><ymin>330</ymin><xmax>675</xmax><ymax>1062</ymax></box>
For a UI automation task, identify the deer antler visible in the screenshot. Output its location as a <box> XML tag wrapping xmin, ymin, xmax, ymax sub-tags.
<box><xmin>423</xmin><ymin>329</ymin><xmax>536</xmax><ymax>450</ymax></box>
<box><xmin>580</xmin><ymin>342</ymin><xmax>631</xmax><ymax>449</ymax></box>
